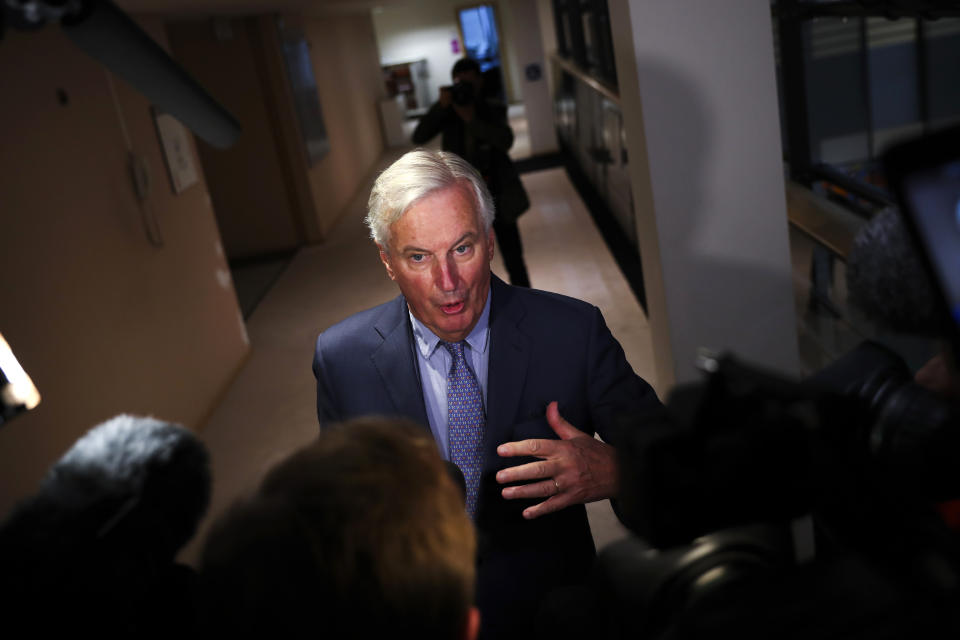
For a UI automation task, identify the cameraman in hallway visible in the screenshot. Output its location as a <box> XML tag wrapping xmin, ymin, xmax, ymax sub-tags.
<box><xmin>413</xmin><ymin>57</ymin><xmax>531</xmax><ymax>288</ymax></box>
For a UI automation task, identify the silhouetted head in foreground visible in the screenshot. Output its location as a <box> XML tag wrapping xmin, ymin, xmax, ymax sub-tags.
<box><xmin>200</xmin><ymin>417</ymin><xmax>478</xmax><ymax>639</ymax></box>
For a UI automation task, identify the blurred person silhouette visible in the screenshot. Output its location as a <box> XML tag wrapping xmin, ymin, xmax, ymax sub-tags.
<box><xmin>413</xmin><ymin>57</ymin><xmax>531</xmax><ymax>287</ymax></box>
<box><xmin>198</xmin><ymin>417</ymin><xmax>479</xmax><ymax>640</ymax></box>
<box><xmin>0</xmin><ymin>415</ymin><xmax>211</xmax><ymax>637</ymax></box>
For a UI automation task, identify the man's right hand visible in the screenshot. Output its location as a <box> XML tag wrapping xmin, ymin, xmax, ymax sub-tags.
<box><xmin>496</xmin><ymin>402</ymin><xmax>620</xmax><ymax>520</ymax></box>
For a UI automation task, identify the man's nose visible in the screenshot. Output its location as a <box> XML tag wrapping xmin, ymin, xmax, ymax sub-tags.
<box><xmin>435</xmin><ymin>255</ymin><xmax>459</xmax><ymax>291</ymax></box>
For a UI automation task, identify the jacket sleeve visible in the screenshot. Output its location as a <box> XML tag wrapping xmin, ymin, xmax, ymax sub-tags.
<box><xmin>312</xmin><ymin>335</ymin><xmax>342</xmax><ymax>430</ymax></box>
<box><xmin>411</xmin><ymin>101</ymin><xmax>451</xmax><ymax>145</ymax></box>
<box><xmin>583</xmin><ymin>306</ymin><xmax>668</xmax><ymax>527</ymax></box>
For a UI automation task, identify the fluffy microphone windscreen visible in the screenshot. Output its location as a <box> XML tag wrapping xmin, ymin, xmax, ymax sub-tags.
<box><xmin>0</xmin><ymin>415</ymin><xmax>211</xmax><ymax>634</ymax></box>
<box><xmin>846</xmin><ymin>207</ymin><xmax>939</xmax><ymax>335</ymax></box>
<box><xmin>2</xmin><ymin>414</ymin><xmax>210</xmax><ymax>560</ymax></box>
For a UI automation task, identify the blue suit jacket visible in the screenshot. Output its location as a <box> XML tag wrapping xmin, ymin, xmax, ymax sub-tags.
<box><xmin>313</xmin><ymin>275</ymin><xmax>663</xmax><ymax>638</ymax></box>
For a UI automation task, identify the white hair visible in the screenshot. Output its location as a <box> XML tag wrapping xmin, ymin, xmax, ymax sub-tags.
<box><xmin>365</xmin><ymin>149</ymin><xmax>495</xmax><ymax>247</ymax></box>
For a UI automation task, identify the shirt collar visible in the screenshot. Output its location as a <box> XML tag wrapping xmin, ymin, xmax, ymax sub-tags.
<box><xmin>409</xmin><ymin>286</ymin><xmax>492</xmax><ymax>358</ymax></box>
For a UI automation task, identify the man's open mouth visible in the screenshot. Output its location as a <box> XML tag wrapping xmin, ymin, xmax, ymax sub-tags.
<box><xmin>440</xmin><ymin>301</ymin><xmax>465</xmax><ymax>314</ymax></box>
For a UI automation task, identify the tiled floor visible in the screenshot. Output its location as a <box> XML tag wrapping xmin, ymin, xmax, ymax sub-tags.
<box><xmin>180</xmin><ymin>144</ymin><xmax>655</xmax><ymax>564</ymax></box>
<box><xmin>230</xmin><ymin>255</ymin><xmax>295</xmax><ymax>319</ymax></box>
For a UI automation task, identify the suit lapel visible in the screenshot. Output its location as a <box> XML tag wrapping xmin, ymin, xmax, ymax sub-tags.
<box><xmin>370</xmin><ymin>280</ymin><xmax>530</xmax><ymax>457</ymax></box>
<box><xmin>485</xmin><ymin>276</ymin><xmax>530</xmax><ymax>462</ymax></box>
<box><xmin>371</xmin><ymin>297</ymin><xmax>430</xmax><ymax>428</ymax></box>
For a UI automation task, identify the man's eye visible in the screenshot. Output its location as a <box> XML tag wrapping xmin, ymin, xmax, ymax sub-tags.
<box><xmin>455</xmin><ymin>244</ymin><xmax>471</xmax><ymax>255</ymax></box>
<box><xmin>410</xmin><ymin>254</ymin><xmax>425</xmax><ymax>262</ymax></box>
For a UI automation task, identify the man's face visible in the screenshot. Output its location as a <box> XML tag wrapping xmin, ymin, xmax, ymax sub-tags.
<box><xmin>380</xmin><ymin>184</ymin><xmax>494</xmax><ymax>343</ymax></box>
<box><xmin>453</xmin><ymin>69</ymin><xmax>482</xmax><ymax>91</ymax></box>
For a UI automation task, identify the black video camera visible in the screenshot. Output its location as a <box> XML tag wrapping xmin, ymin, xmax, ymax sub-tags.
<box><xmin>600</xmin><ymin>348</ymin><xmax>960</xmax><ymax>639</ymax></box>
<box><xmin>595</xmin><ymin>126</ymin><xmax>960</xmax><ymax>639</ymax></box>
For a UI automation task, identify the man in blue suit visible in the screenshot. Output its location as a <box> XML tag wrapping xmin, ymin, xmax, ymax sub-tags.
<box><xmin>313</xmin><ymin>149</ymin><xmax>664</xmax><ymax>639</ymax></box>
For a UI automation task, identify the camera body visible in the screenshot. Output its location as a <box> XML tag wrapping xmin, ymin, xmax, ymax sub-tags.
<box><xmin>603</xmin><ymin>343</ymin><xmax>960</xmax><ymax>638</ymax></box>
<box><xmin>449</xmin><ymin>81</ymin><xmax>474</xmax><ymax>107</ymax></box>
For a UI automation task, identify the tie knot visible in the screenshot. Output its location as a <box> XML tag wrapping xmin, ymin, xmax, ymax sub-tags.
<box><xmin>442</xmin><ymin>340</ymin><xmax>466</xmax><ymax>360</ymax></box>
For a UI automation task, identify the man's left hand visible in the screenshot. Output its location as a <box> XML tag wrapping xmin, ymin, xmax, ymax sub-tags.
<box><xmin>496</xmin><ymin>401</ymin><xmax>619</xmax><ymax>519</ymax></box>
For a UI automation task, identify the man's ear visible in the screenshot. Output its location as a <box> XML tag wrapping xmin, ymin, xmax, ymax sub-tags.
<box><xmin>486</xmin><ymin>229</ymin><xmax>495</xmax><ymax>261</ymax></box>
<box><xmin>378</xmin><ymin>245</ymin><xmax>397</xmax><ymax>281</ymax></box>
<box><xmin>462</xmin><ymin>606</ymin><xmax>480</xmax><ymax>640</ymax></box>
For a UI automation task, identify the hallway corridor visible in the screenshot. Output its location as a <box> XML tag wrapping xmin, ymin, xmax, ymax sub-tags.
<box><xmin>180</xmin><ymin>149</ymin><xmax>659</xmax><ymax>563</ymax></box>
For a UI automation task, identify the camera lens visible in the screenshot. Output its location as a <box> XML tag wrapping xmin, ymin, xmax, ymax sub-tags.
<box><xmin>451</xmin><ymin>82</ymin><xmax>473</xmax><ymax>106</ymax></box>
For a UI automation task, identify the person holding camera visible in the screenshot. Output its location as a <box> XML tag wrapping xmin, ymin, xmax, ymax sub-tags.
<box><xmin>412</xmin><ymin>57</ymin><xmax>531</xmax><ymax>288</ymax></box>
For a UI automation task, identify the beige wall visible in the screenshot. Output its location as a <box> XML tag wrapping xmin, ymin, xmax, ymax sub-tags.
<box><xmin>505</xmin><ymin>0</ymin><xmax>557</xmax><ymax>155</ymax></box>
<box><xmin>166</xmin><ymin>17</ymin><xmax>303</xmax><ymax>259</ymax></box>
<box><xmin>373</xmin><ymin>1</ymin><xmax>523</xmax><ymax>106</ymax></box>
<box><xmin>537</xmin><ymin>0</ymin><xmax>559</xmax><ymax>97</ymax></box>
<box><xmin>300</xmin><ymin>12</ymin><xmax>386</xmax><ymax>238</ymax></box>
<box><xmin>165</xmin><ymin>11</ymin><xmax>384</xmax><ymax>250</ymax></box>
<box><xmin>0</xmin><ymin>18</ymin><xmax>249</xmax><ymax>515</ymax></box>
<box><xmin>373</xmin><ymin>1</ymin><xmax>467</xmax><ymax>109</ymax></box>
<box><xmin>611</xmin><ymin>0</ymin><xmax>799</xmax><ymax>388</ymax></box>
<box><xmin>497</xmin><ymin>0</ymin><xmax>524</xmax><ymax>103</ymax></box>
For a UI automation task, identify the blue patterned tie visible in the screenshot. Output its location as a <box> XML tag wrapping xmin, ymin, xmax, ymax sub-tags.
<box><xmin>443</xmin><ymin>340</ymin><xmax>485</xmax><ymax>519</ymax></box>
